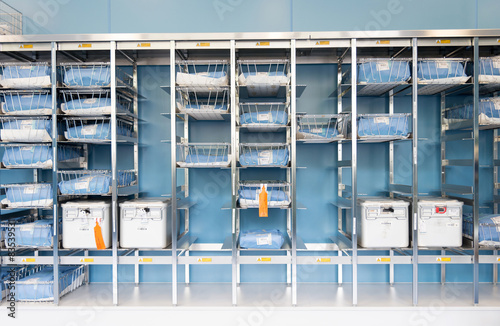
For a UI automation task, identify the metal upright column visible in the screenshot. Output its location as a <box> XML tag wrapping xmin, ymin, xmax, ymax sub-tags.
<box><xmin>494</xmin><ymin>128</ymin><xmax>499</xmax><ymax>285</ymax></box>
<box><xmin>291</xmin><ymin>39</ymin><xmax>298</xmax><ymax>307</ymax></box>
<box><xmin>440</xmin><ymin>92</ymin><xmax>447</xmax><ymax>285</ymax></box>
<box><xmin>133</xmin><ymin>61</ymin><xmax>140</xmax><ymax>286</ymax></box>
<box><xmin>389</xmin><ymin>89</ymin><xmax>395</xmax><ymax>287</ymax></box>
<box><xmin>351</xmin><ymin>39</ymin><xmax>358</xmax><ymax>307</ymax></box>
<box><xmin>337</xmin><ymin>59</ymin><xmax>343</xmax><ymax>286</ymax></box>
<box><xmin>411</xmin><ymin>37</ymin><xmax>419</xmax><ymax>306</ymax></box>
<box><xmin>110</xmin><ymin>41</ymin><xmax>119</xmax><ymax>306</ymax></box>
<box><xmin>230</xmin><ymin>39</ymin><xmax>238</xmax><ymax>306</ymax></box>
<box><xmin>170</xmin><ymin>40</ymin><xmax>178</xmax><ymax>306</ymax></box>
<box><xmin>51</xmin><ymin>41</ymin><xmax>60</xmax><ymax>306</ymax></box>
<box><xmin>473</xmin><ymin>37</ymin><xmax>480</xmax><ymax>305</ymax></box>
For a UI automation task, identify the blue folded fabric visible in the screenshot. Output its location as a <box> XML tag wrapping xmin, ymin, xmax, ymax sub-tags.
<box><xmin>445</xmin><ymin>99</ymin><xmax>500</xmax><ymax>120</ymax></box>
<box><xmin>184</xmin><ymin>104</ymin><xmax>227</xmax><ymax>110</ymax></box>
<box><xmin>357</xmin><ymin>116</ymin><xmax>409</xmax><ymax>137</ymax></box>
<box><xmin>185</xmin><ymin>153</ymin><xmax>228</xmax><ymax>164</ymax></box>
<box><xmin>58</xmin><ymin>172</ymin><xmax>135</xmax><ymax>195</ymax></box>
<box><xmin>358</xmin><ymin>60</ymin><xmax>410</xmax><ymax>83</ymax></box>
<box><xmin>64</xmin><ymin>67</ymin><xmax>111</xmax><ymax>87</ymax></box>
<box><xmin>417</xmin><ymin>60</ymin><xmax>467</xmax><ymax>80</ymax></box>
<box><xmin>239</xmin><ymin>186</ymin><xmax>289</xmax><ymax>202</ymax></box>
<box><xmin>240</xmin><ymin>111</ymin><xmax>288</xmax><ymax>125</ymax></box>
<box><xmin>4</xmin><ymin>184</ymin><xmax>53</xmax><ymax>203</ymax></box>
<box><xmin>3</xmin><ymin>65</ymin><xmax>50</xmax><ymax>79</ymax></box>
<box><xmin>15</xmin><ymin>219</ymin><xmax>53</xmax><ymax>247</ymax></box>
<box><xmin>239</xmin><ymin>148</ymin><xmax>289</xmax><ymax>166</ymax></box>
<box><xmin>240</xmin><ymin>229</ymin><xmax>285</xmax><ymax>249</ymax></box>
<box><xmin>2</xmin><ymin>145</ymin><xmax>82</xmax><ymax>167</ymax></box>
<box><xmin>63</xmin><ymin>97</ymin><xmax>126</xmax><ymax>111</ymax></box>
<box><xmin>0</xmin><ymin>267</ymin><xmax>26</xmax><ymax>293</ymax></box>
<box><xmin>464</xmin><ymin>215</ymin><xmax>500</xmax><ymax>243</ymax></box>
<box><xmin>16</xmin><ymin>266</ymin><xmax>81</xmax><ymax>301</ymax></box>
<box><xmin>65</xmin><ymin>122</ymin><xmax>132</xmax><ymax>140</ymax></box>
<box><xmin>479</xmin><ymin>58</ymin><xmax>500</xmax><ymax>76</ymax></box>
<box><xmin>2</xmin><ymin>119</ymin><xmax>52</xmax><ymax>135</ymax></box>
<box><xmin>2</xmin><ymin>94</ymin><xmax>52</xmax><ymax>113</ymax></box>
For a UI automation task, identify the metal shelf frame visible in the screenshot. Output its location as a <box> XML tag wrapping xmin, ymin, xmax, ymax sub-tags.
<box><xmin>1</xmin><ymin>30</ymin><xmax>499</xmax><ymax>308</ymax></box>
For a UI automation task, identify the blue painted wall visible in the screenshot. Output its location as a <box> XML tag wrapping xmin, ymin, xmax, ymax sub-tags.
<box><xmin>1</xmin><ymin>0</ymin><xmax>499</xmax><ymax>285</ymax></box>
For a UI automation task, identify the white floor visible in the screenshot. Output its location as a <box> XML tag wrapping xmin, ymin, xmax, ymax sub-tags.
<box><xmin>2</xmin><ymin>283</ymin><xmax>500</xmax><ymax>325</ymax></box>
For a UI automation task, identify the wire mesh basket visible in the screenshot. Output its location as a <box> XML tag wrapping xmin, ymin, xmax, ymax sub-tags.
<box><xmin>58</xmin><ymin>170</ymin><xmax>137</xmax><ymax>195</ymax></box>
<box><xmin>239</xmin><ymin>143</ymin><xmax>290</xmax><ymax>167</ymax></box>
<box><xmin>354</xmin><ymin>58</ymin><xmax>411</xmax><ymax>95</ymax></box>
<box><xmin>0</xmin><ymin>62</ymin><xmax>51</xmax><ymax>89</ymax></box>
<box><xmin>176</xmin><ymin>60</ymin><xmax>229</xmax><ymax>90</ymax></box>
<box><xmin>297</xmin><ymin>114</ymin><xmax>346</xmax><ymax>142</ymax></box>
<box><xmin>0</xmin><ymin>1</ymin><xmax>22</xmax><ymax>35</ymax></box>
<box><xmin>444</xmin><ymin>97</ymin><xmax>500</xmax><ymax>127</ymax></box>
<box><xmin>0</xmin><ymin>215</ymin><xmax>37</xmax><ymax>248</ymax></box>
<box><xmin>15</xmin><ymin>265</ymin><xmax>85</xmax><ymax>302</ymax></box>
<box><xmin>62</xmin><ymin>63</ymin><xmax>134</xmax><ymax>90</ymax></box>
<box><xmin>63</xmin><ymin>117</ymin><xmax>134</xmax><ymax>142</ymax></box>
<box><xmin>176</xmin><ymin>86</ymin><xmax>229</xmax><ymax>120</ymax></box>
<box><xmin>0</xmin><ymin>116</ymin><xmax>52</xmax><ymax>142</ymax></box>
<box><xmin>1</xmin><ymin>144</ymin><xmax>84</xmax><ymax>169</ymax></box>
<box><xmin>478</xmin><ymin>57</ymin><xmax>500</xmax><ymax>84</ymax></box>
<box><xmin>239</xmin><ymin>102</ymin><xmax>289</xmax><ymax>131</ymax></box>
<box><xmin>348</xmin><ymin>113</ymin><xmax>411</xmax><ymax>142</ymax></box>
<box><xmin>1</xmin><ymin>266</ymin><xmax>44</xmax><ymax>300</ymax></box>
<box><xmin>0</xmin><ymin>90</ymin><xmax>52</xmax><ymax>115</ymax></box>
<box><xmin>0</xmin><ymin>217</ymin><xmax>54</xmax><ymax>248</ymax></box>
<box><xmin>463</xmin><ymin>214</ymin><xmax>500</xmax><ymax>247</ymax></box>
<box><xmin>61</xmin><ymin>89</ymin><xmax>133</xmax><ymax>116</ymax></box>
<box><xmin>238</xmin><ymin>60</ymin><xmax>290</xmax><ymax>97</ymax></box>
<box><xmin>0</xmin><ymin>183</ymin><xmax>53</xmax><ymax>208</ymax></box>
<box><xmin>238</xmin><ymin>181</ymin><xmax>290</xmax><ymax>209</ymax></box>
<box><xmin>417</xmin><ymin>58</ymin><xmax>470</xmax><ymax>94</ymax></box>
<box><xmin>177</xmin><ymin>143</ymin><xmax>231</xmax><ymax>168</ymax></box>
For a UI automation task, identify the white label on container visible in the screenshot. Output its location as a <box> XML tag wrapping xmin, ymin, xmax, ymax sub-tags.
<box><xmin>21</xmin><ymin>95</ymin><xmax>34</xmax><ymax>99</ymax></box>
<box><xmin>20</xmin><ymin>120</ymin><xmax>34</xmax><ymax>130</ymax></box>
<box><xmin>447</xmin><ymin>223</ymin><xmax>459</xmax><ymax>227</ymax></box>
<box><xmin>257</xmin><ymin>113</ymin><xmax>271</xmax><ymax>122</ymax></box>
<box><xmin>493</xmin><ymin>60</ymin><xmax>500</xmax><ymax>69</ymax></box>
<box><xmin>374</xmin><ymin>117</ymin><xmax>390</xmax><ymax>124</ymax></box>
<box><xmin>494</xmin><ymin>101</ymin><xmax>500</xmax><ymax>111</ymax></box>
<box><xmin>310</xmin><ymin>128</ymin><xmax>323</xmax><ymax>134</ymax></box>
<box><xmin>23</xmin><ymin>187</ymin><xmax>36</xmax><ymax>194</ymax></box>
<box><xmin>81</xmin><ymin>125</ymin><xmax>97</xmax><ymax>135</ymax></box>
<box><xmin>199</xmin><ymin>105</ymin><xmax>213</xmax><ymax>110</ymax></box>
<box><xmin>75</xmin><ymin>182</ymin><xmax>89</xmax><ymax>190</ymax></box>
<box><xmin>83</xmin><ymin>98</ymin><xmax>98</xmax><ymax>104</ymax></box>
<box><xmin>21</xmin><ymin>146</ymin><xmax>34</xmax><ymax>151</ymax></box>
<box><xmin>257</xmin><ymin>234</ymin><xmax>272</xmax><ymax>246</ymax></box>
<box><xmin>437</xmin><ymin>62</ymin><xmax>449</xmax><ymax>69</ymax></box>
<box><xmin>376</xmin><ymin>62</ymin><xmax>390</xmax><ymax>71</ymax></box>
<box><xmin>125</xmin><ymin>210</ymin><xmax>135</xmax><ymax>218</ymax></box>
<box><xmin>258</xmin><ymin>150</ymin><xmax>273</xmax><ymax>165</ymax></box>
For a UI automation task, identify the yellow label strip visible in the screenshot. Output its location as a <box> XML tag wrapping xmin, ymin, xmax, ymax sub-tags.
<box><xmin>198</xmin><ymin>258</ymin><xmax>212</xmax><ymax>262</ymax></box>
<box><xmin>376</xmin><ymin>40</ymin><xmax>390</xmax><ymax>45</ymax></box>
<box><xmin>20</xmin><ymin>44</ymin><xmax>33</xmax><ymax>49</ymax></box>
<box><xmin>23</xmin><ymin>258</ymin><xmax>36</xmax><ymax>262</ymax></box>
<box><xmin>376</xmin><ymin>257</ymin><xmax>391</xmax><ymax>262</ymax></box>
<box><xmin>257</xmin><ymin>257</ymin><xmax>271</xmax><ymax>262</ymax></box>
<box><xmin>196</xmin><ymin>42</ymin><xmax>210</xmax><ymax>47</ymax></box>
<box><xmin>317</xmin><ymin>258</ymin><xmax>331</xmax><ymax>263</ymax></box>
<box><xmin>138</xmin><ymin>42</ymin><xmax>151</xmax><ymax>48</ymax></box>
<box><xmin>139</xmin><ymin>258</ymin><xmax>153</xmax><ymax>263</ymax></box>
<box><xmin>437</xmin><ymin>39</ymin><xmax>451</xmax><ymax>44</ymax></box>
<box><xmin>316</xmin><ymin>41</ymin><xmax>330</xmax><ymax>46</ymax></box>
<box><xmin>436</xmin><ymin>257</ymin><xmax>451</xmax><ymax>262</ymax></box>
<box><xmin>80</xmin><ymin>258</ymin><xmax>94</xmax><ymax>263</ymax></box>
<box><xmin>256</xmin><ymin>41</ymin><xmax>270</xmax><ymax>46</ymax></box>
<box><xmin>78</xmin><ymin>43</ymin><xmax>92</xmax><ymax>48</ymax></box>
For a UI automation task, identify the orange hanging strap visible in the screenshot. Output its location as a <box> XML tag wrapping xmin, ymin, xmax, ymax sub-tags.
<box><xmin>94</xmin><ymin>220</ymin><xmax>106</xmax><ymax>250</ymax></box>
<box><xmin>259</xmin><ymin>185</ymin><xmax>268</xmax><ymax>217</ymax></box>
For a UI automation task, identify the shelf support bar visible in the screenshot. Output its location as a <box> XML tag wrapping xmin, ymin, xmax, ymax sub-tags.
<box><xmin>291</xmin><ymin>39</ymin><xmax>298</xmax><ymax>307</ymax></box>
<box><xmin>170</xmin><ymin>40</ymin><xmax>178</xmax><ymax>306</ymax></box>
<box><xmin>230</xmin><ymin>39</ymin><xmax>238</xmax><ymax>306</ymax></box>
<box><xmin>111</xmin><ymin>40</ymin><xmax>119</xmax><ymax>306</ymax></box>
<box><xmin>473</xmin><ymin>36</ymin><xmax>480</xmax><ymax>305</ymax></box>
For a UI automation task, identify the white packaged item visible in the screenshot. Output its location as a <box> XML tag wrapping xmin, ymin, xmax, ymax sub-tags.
<box><xmin>417</xmin><ymin>198</ymin><xmax>463</xmax><ymax>247</ymax></box>
<box><xmin>119</xmin><ymin>198</ymin><xmax>172</xmax><ymax>249</ymax></box>
<box><xmin>62</xmin><ymin>200</ymin><xmax>111</xmax><ymax>249</ymax></box>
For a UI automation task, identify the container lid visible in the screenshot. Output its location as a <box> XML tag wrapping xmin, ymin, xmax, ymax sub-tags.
<box><xmin>418</xmin><ymin>197</ymin><xmax>463</xmax><ymax>206</ymax></box>
<box><xmin>358</xmin><ymin>197</ymin><xmax>409</xmax><ymax>207</ymax></box>
<box><xmin>120</xmin><ymin>197</ymin><xmax>171</xmax><ymax>207</ymax></box>
<box><xmin>61</xmin><ymin>200</ymin><xmax>110</xmax><ymax>207</ymax></box>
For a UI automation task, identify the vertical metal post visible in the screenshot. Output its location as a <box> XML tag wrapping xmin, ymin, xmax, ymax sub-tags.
<box><xmin>110</xmin><ymin>41</ymin><xmax>119</xmax><ymax>306</ymax></box>
<box><xmin>135</xmin><ymin>250</ymin><xmax>139</xmax><ymax>286</ymax></box>
<box><xmin>291</xmin><ymin>39</ymin><xmax>298</xmax><ymax>307</ymax></box>
<box><xmin>412</xmin><ymin>38</ymin><xmax>419</xmax><ymax>306</ymax></box>
<box><xmin>230</xmin><ymin>39</ymin><xmax>238</xmax><ymax>306</ymax></box>
<box><xmin>51</xmin><ymin>41</ymin><xmax>60</xmax><ymax>306</ymax></box>
<box><xmin>170</xmin><ymin>40</ymin><xmax>178</xmax><ymax>306</ymax></box>
<box><xmin>133</xmin><ymin>61</ymin><xmax>139</xmax><ymax>286</ymax></box>
<box><xmin>389</xmin><ymin>89</ymin><xmax>395</xmax><ymax>287</ymax></box>
<box><xmin>440</xmin><ymin>92</ymin><xmax>447</xmax><ymax>286</ymax></box>
<box><xmin>351</xmin><ymin>38</ymin><xmax>358</xmax><ymax>307</ymax></box>
<box><xmin>183</xmin><ymin>78</ymin><xmax>190</xmax><ymax>286</ymax></box>
<box><xmin>494</xmin><ymin>116</ymin><xmax>498</xmax><ymax>285</ymax></box>
<box><xmin>337</xmin><ymin>57</ymin><xmax>343</xmax><ymax>286</ymax></box>
<box><xmin>473</xmin><ymin>37</ymin><xmax>480</xmax><ymax>305</ymax></box>
<box><xmin>441</xmin><ymin>249</ymin><xmax>446</xmax><ymax>285</ymax></box>
<box><xmin>389</xmin><ymin>250</ymin><xmax>394</xmax><ymax>286</ymax></box>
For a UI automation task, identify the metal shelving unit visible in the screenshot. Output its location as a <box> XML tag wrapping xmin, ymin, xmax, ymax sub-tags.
<box><xmin>1</xmin><ymin>30</ymin><xmax>500</xmax><ymax>308</ymax></box>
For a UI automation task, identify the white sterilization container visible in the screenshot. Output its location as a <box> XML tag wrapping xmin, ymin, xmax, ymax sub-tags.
<box><xmin>119</xmin><ymin>198</ymin><xmax>172</xmax><ymax>249</ymax></box>
<box><xmin>62</xmin><ymin>200</ymin><xmax>111</xmax><ymax>249</ymax></box>
<box><xmin>357</xmin><ymin>198</ymin><xmax>409</xmax><ymax>248</ymax></box>
<box><xmin>417</xmin><ymin>198</ymin><xmax>463</xmax><ymax>247</ymax></box>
